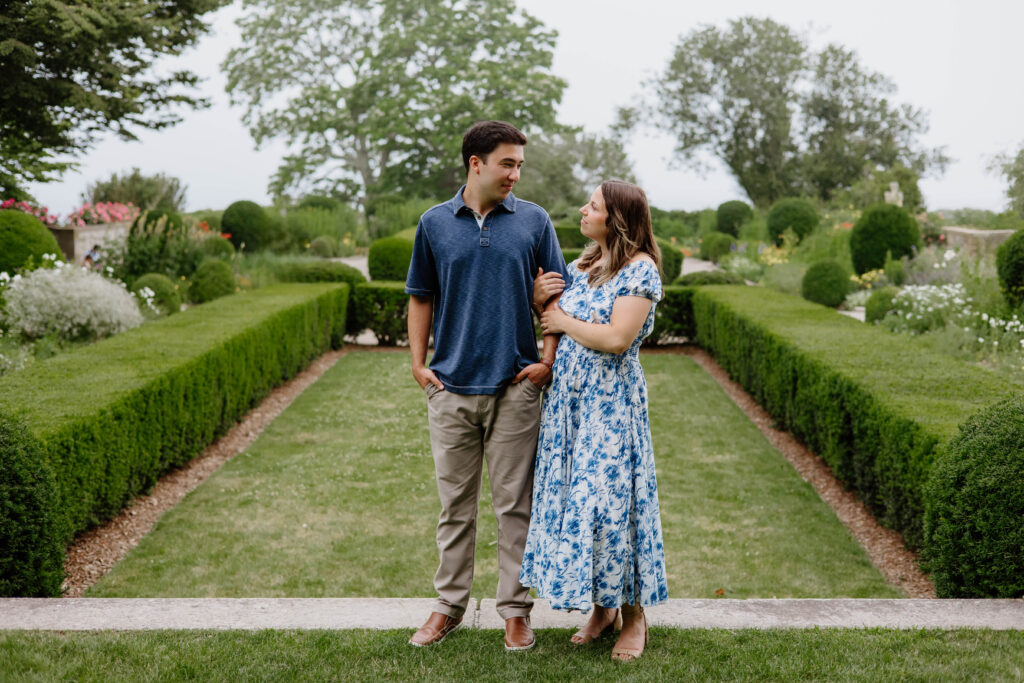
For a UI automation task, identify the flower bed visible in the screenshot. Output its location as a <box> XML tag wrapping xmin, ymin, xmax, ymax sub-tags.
<box><xmin>0</xmin><ymin>283</ymin><xmax>349</xmax><ymax>596</ymax></box>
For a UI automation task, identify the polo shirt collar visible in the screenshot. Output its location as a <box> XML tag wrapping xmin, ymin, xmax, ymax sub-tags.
<box><xmin>451</xmin><ymin>185</ymin><xmax>518</xmax><ymax>216</ymax></box>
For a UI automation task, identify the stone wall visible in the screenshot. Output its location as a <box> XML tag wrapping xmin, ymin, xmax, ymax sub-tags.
<box><xmin>48</xmin><ymin>221</ymin><xmax>131</xmax><ymax>264</ymax></box>
<box><xmin>942</xmin><ymin>226</ymin><xmax>1016</xmax><ymax>260</ymax></box>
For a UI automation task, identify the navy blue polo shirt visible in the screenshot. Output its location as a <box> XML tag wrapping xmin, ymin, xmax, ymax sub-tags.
<box><xmin>405</xmin><ymin>187</ymin><xmax>568</xmax><ymax>395</ymax></box>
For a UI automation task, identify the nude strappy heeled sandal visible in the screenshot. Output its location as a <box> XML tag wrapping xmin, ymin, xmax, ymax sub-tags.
<box><xmin>611</xmin><ymin>604</ymin><xmax>648</xmax><ymax>662</ymax></box>
<box><xmin>570</xmin><ymin>608</ymin><xmax>621</xmax><ymax>644</ymax></box>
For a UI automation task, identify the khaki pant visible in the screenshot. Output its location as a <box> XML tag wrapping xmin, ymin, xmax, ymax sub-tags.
<box><xmin>424</xmin><ymin>379</ymin><xmax>542</xmax><ymax>620</ymax></box>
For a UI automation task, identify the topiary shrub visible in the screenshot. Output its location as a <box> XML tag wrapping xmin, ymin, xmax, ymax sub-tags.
<box><xmin>368</xmin><ymin>236</ymin><xmax>415</xmax><ymax>281</ymax></box>
<box><xmin>131</xmin><ymin>273</ymin><xmax>181</xmax><ymax>315</ymax></box>
<box><xmin>996</xmin><ymin>229</ymin><xmax>1024</xmax><ymax>309</ymax></box>
<box><xmin>801</xmin><ymin>260</ymin><xmax>849</xmax><ymax>308</ymax></box>
<box><xmin>865</xmin><ymin>286</ymin><xmax>900</xmax><ymax>324</ymax></box>
<box><xmin>716</xmin><ymin>200</ymin><xmax>753</xmax><ymax>237</ymax></box>
<box><xmin>222</xmin><ymin>200</ymin><xmax>275</xmax><ymax>252</ymax></box>
<box><xmin>849</xmin><ymin>204</ymin><xmax>920</xmax><ymax>275</ymax></box>
<box><xmin>0</xmin><ymin>414</ymin><xmax>65</xmax><ymax>596</ymax></box>
<box><xmin>189</xmin><ymin>259</ymin><xmax>236</xmax><ymax>303</ymax></box>
<box><xmin>655</xmin><ymin>236</ymin><xmax>683</xmax><ymax>284</ymax></box>
<box><xmin>200</xmin><ymin>235</ymin><xmax>235</xmax><ymax>261</ymax></box>
<box><xmin>554</xmin><ymin>225</ymin><xmax>591</xmax><ymax>248</ymax></box>
<box><xmin>924</xmin><ymin>393</ymin><xmax>1024</xmax><ymax>597</ymax></box>
<box><xmin>699</xmin><ymin>231</ymin><xmax>734</xmax><ymax>263</ymax></box>
<box><xmin>561</xmin><ymin>248</ymin><xmax>584</xmax><ymax>266</ymax></box>
<box><xmin>0</xmin><ymin>210</ymin><xmax>61</xmax><ymax>274</ymax></box>
<box><xmin>273</xmin><ymin>259</ymin><xmax>367</xmax><ymax>335</ymax></box>
<box><xmin>351</xmin><ymin>282</ymin><xmax>409</xmax><ymax>345</ymax></box>
<box><xmin>767</xmin><ymin>198</ymin><xmax>818</xmax><ymax>246</ymax></box>
<box><xmin>310</xmin><ymin>235</ymin><xmax>338</xmax><ymax>258</ymax></box>
<box><xmin>673</xmin><ymin>270</ymin><xmax>745</xmax><ymax>286</ymax></box>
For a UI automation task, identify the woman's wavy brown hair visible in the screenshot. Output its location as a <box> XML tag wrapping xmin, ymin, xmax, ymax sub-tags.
<box><xmin>577</xmin><ymin>179</ymin><xmax>661</xmax><ymax>287</ymax></box>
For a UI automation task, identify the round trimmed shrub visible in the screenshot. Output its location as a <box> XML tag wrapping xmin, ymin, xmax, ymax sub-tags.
<box><xmin>849</xmin><ymin>204</ymin><xmax>920</xmax><ymax>275</ymax></box>
<box><xmin>0</xmin><ymin>210</ymin><xmax>61</xmax><ymax>274</ymax></box>
<box><xmin>222</xmin><ymin>200</ymin><xmax>274</xmax><ymax>252</ymax></box>
<box><xmin>996</xmin><ymin>229</ymin><xmax>1024</xmax><ymax>309</ymax></box>
<box><xmin>297</xmin><ymin>195</ymin><xmax>341</xmax><ymax>212</ymax></box>
<box><xmin>200</xmin><ymin>235</ymin><xmax>235</xmax><ymax>261</ymax></box>
<box><xmin>368</xmin><ymin>236</ymin><xmax>415</xmax><ymax>281</ymax></box>
<box><xmin>924</xmin><ymin>394</ymin><xmax>1024</xmax><ymax>597</ymax></box>
<box><xmin>699</xmin><ymin>231</ymin><xmax>734</xmax><ymax>264</ymax></box>
<box><xmin>716</xmin><ymin>200</ymin><xmax>753</xmax><ymax>237</ymax></box>
<box><xmin>310</xmin><ymin>235</ymin><xmax>338</xmax><ymax>258</ymax></box>
<box><xmin>801</xmin><ymin>259</ymin><xmax>849</xmax><ymax>307</ymax></box>
<box><xmin>865</xmin><ymin>286</ymin><xmax>900</xmax><ymax>323</ymax></box>
<box><xmin>767</xmin><ymin>198</ymin><xmax>818</xmax><ymax>245</ymax></box>
<box><xmin>673</xmin><ymin>270</ymin><xmax>745</xmax><ymax>286</ymax></box>
<box><xmin>0</xmin><ymin>414</ymin><xmax>65</xmax><ymax>596</ymax></box>
<box><xmin>655</xmin><ymin>236</ymin><xmax>683</xmax><ymax>284</ymax></box>
<box><xmin>189</xmin><ymin>258</ymin><xmax>236</xmax><ymax>303</ymax></box>
<box><xmin>131</xmin><ymin>273</ymin><xmax>181</xmax><ymax>315</ymax></box>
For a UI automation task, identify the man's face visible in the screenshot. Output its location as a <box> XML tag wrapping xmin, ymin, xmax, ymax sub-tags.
<box><xmin>470</xmin><ymin>143</ymin><xmax>524</xmax><ymax>201</ymax></box>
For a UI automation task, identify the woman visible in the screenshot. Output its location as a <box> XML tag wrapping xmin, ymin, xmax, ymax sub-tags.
<box><xmin>519</xmin><ymin>179</ymin><xmax>668</xmax><ymax>663</ymax></box>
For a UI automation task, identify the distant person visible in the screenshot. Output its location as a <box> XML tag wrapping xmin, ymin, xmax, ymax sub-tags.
<box><xmin>520</xmin><ymin>179</ymin><xmax>669</xmax><ymax>663</ymax></box>
<box><xmin>83</xmin><ymin>244</ymin><xmax>101</xmax><ymax>268</ymax></box>
<box><xmin>405</xmin><ymin>121</ymin><xmax>567</xmax><ymax>651</ymax></box>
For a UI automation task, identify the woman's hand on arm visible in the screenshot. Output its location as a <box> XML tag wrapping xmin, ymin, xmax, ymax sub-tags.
<box><xmin>532</xmin><ymin>267</ymin><xmax>565</xmax><ymax>313</ymax></box>
<box><xmin>541</xmin><ymin>296</ymin><xmax>652</xmax><ymax>354</ymax></box>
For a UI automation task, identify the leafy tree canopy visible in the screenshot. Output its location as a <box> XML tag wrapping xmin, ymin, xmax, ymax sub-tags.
<box><xmin>643</xmin><ymin>16</ymin><xmax>948</xmax><ymax>208</ymax></box>
<box><xmin>513</xmin><ymin>129</ymin><xmax>637</xmax><ymax>220</ymax></box>
<box><xmin>82</xmin><ymin>168</ymin><xmax>188</xmax><ymax>212</ymax></box>
<box><xmin>990</xmin><ymin>143</ymin><xmax>1024</xmax><ymax>216</ymax></box>
<box><xmin>0</xmin><ymin>0</ymin><xmax>227</xmax><ymax>200</ymax></box>
<box><xmin>223</xmin><ymin>0</ymin><xmax>566</xmax><ymax>205</ymax></box>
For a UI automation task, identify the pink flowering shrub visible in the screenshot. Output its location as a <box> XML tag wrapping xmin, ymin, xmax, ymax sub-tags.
<box><xmin>0</xmin><ymin>199</ymin><xmax>58</xmax><ymax>226</ymax></box>
<box><xmin>65</xmin><ymin>202</ymin><xmax>140</xmax><ymax>227</ymax></box>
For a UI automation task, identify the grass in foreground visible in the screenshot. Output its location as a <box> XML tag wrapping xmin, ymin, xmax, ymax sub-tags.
<box><xmin>2</xmin><ymin>629</ymin><xmax>1023</xmax><ymax>682</ymax></box>
<box><xmin>88</xmin><ymin>352</ymin><xmax>898</xmax><ymax>598</ymax></box>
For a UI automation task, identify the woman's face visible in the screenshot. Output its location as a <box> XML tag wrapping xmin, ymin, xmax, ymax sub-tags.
<box><xmin>579</xmin><ymin>187</ymin><xmax>609</xmax><ymax>244</ymax></box>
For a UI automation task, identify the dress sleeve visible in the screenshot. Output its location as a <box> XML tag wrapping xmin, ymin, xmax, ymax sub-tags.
<box><xmin>617</xmin><ymin>261</ymin><xmax>663</xmax><ymax>304</ymax></box>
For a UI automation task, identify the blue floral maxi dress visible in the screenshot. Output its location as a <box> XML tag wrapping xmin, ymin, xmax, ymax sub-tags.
<box><xmin>519</xmin><ymin>259</ymin><xmax>669</xmax><ymax>612</ymax></box>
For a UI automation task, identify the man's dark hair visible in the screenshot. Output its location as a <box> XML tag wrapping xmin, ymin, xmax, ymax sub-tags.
<box><xmin>462</xmin><ymin>121</ymin><xmax>527</xmax><ymax>172</ymax></box>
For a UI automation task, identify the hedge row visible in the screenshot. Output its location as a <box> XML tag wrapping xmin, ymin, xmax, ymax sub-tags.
<box><xmin>689</xmin><ymin>286</ymin><xmax>1019</xmax><ymax>548</ymax></box>
<box><xmin>0</xmin><ymin>283</ymin><xmax>349</xmax><ymax>596</ymax></box>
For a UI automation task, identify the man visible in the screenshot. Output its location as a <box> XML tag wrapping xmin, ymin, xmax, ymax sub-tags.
<box><xmin>405</xmin><ymin>121</ymin><xmax>567</xmax><ymax>651</ymax></box>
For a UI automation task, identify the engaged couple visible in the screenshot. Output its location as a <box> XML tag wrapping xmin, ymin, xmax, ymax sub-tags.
<box><xmin>405</xmin><ymin>121</ymin><xmax>668</xmax><ymax>662</ymax></box>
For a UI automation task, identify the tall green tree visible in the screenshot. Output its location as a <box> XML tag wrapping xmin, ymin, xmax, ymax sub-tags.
<box><xmin>990</xmin><ymin>143</ymin><xmax>1024</xmax><ymax>215</ymax></box>
<box><xmin>223</xmin><ymin>0</ymin><xmax>566</xmax><ymax>204</ymax></box>
<box><xmin>648</xmin><ymin>17</ymin><xmax>947</xmax><ymax>208</ymax></box>
<box><xmin>651</xmin><ymin>17</ymin><xmax>805</xmax><ymax>207</ymax></box>
<box><xmin>0</xmin><ymin>0</ymin><xmax>226</xmax><ymax>199</ymax></box>
<box><xmin>513</xmin><ymin>129</ymin><xmax>637</xmax><ymax>218</ymax></box>
<box><xmin>82</xmin><ymin>168</ymin><xmax>188</xmax><ymax>211</ymax></box>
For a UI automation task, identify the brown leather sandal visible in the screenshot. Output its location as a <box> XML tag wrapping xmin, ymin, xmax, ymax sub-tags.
<box><xmin>570</xmin><ymin>607</ymin><xmax>621</xmax><ymax>644</ymax></box>
<box><xmin>611</xmin><ymin>604</ymin><xmax>648</xmax><ymax>662</ymax></box>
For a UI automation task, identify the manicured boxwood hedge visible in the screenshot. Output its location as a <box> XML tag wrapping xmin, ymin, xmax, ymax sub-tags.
<box><xmin>0</xmin><ymin>283</ymin><xmax>349</xmax><ymax>596</ymax></box>
<box><xmin>350</xmin><ymin>282</ymin><xmax>409</xmax><ymax>346</ymax></box>
<box><xmin>554</xmin><ymin>225</ymin><xmax>591</xmax><ymax>248</ymax></box>
<box><xmin>689</xmin><ymin>285</ymin><xmax>1020</xmax><ymax>548</ymax></box>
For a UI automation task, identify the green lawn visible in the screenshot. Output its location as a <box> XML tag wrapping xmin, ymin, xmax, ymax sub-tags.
<box><xmin>2</xmin><ymin>629</ymin><xmax>1022</xmax><ymax>681</ymax></box>
<box><xmin>87</xmin><ymin>351</ymin><xmax>899</xmax><ymax>598</ymax></box>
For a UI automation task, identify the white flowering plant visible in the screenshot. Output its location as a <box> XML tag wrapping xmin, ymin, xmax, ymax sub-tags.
<box><xmin>719</xmin><ymin>254</ymin><xmax>763</xmax><ymax>281</ymax></box>
<box><xmin>1</xmin><ymin>264</ymin><xmax>144</xmax><ymax>342</ymax></box>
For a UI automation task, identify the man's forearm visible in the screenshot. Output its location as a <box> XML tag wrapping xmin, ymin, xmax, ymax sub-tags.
<box><xmin>408</xmin><ymin>295</ymin><xmax>433</xmax><ymax>368</ymax></box>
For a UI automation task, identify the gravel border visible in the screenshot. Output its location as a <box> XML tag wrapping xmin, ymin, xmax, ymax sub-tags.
<box><xmin>60</xmin><ymin>344</ymin><xmax>934</xmax><ymax>598</ymax></box>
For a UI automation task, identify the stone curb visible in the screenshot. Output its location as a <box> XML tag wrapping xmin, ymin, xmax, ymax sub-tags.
<box><xmin>2</xmin><ymin>598</ymin><xmax>1023</xmax><ymax>631</ymax></box>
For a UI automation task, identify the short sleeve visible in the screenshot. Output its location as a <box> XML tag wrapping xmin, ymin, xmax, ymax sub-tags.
<box><xmin>405</xmin><ymin>218</ymin><xmax>438</xmax><ymax>296</ymax></box>
<box><xmin>617</xmin><ymin>260</ymin><xmax>663</xmax><ymax>303</ymax></box>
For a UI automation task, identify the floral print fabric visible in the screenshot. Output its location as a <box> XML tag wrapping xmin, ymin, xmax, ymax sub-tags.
<box><xmin>520</xmin><ymin>259</ymin><xmax>669</xmax><ymax>612</ymax></box>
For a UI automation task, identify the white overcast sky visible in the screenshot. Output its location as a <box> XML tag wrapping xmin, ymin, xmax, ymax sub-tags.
<box><xmin>26</xmin><ymin>0</ymin><xmax>1024</xmax><ymax>215</ymax></box>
